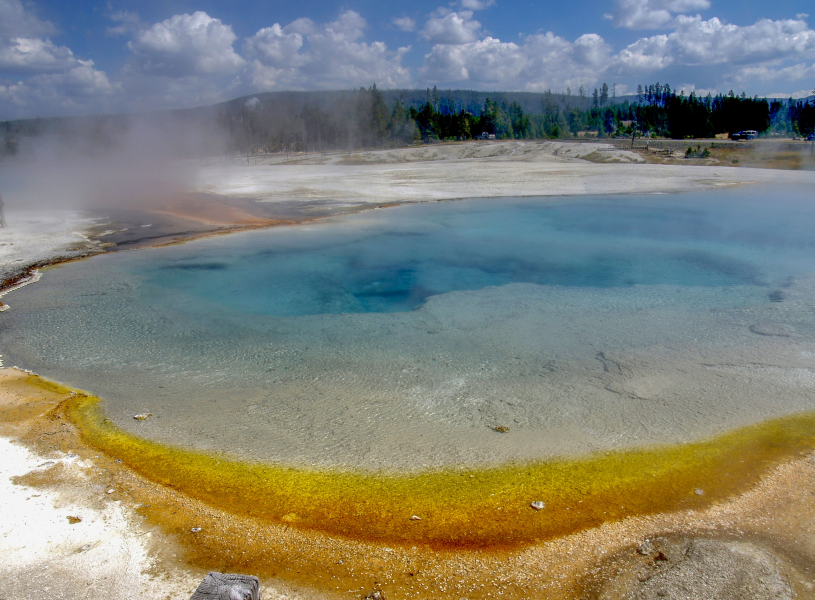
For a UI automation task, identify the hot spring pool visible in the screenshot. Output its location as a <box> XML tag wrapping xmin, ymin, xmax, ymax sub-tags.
<box><xmin>3</xmin><ymin>185</ymin><xmax>815</xmax><ymax>469</ymax></box>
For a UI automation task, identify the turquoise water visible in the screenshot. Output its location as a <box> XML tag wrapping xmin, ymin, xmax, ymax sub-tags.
<box><xmin>3</xmin><ymin>185</ymin><xmax>815</xmax><ymax>468</ymax></box>
<box><xmin>139</xmin><ymin>190</ymin><xmax>813</xmax><ymax>316</ymax></box>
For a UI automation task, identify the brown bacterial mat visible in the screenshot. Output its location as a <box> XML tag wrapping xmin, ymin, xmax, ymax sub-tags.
<box><xmin>4</xmin><ymin>369</ymin><xmax>815</xmax><ymax>599</ymax></box>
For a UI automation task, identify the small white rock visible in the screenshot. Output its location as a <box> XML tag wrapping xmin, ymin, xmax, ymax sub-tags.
<box><xmin>410</xmin><ymin>515</ymin><xmax>421</xmax><ymax>520</ymax></box>
<box><xmin>191</xmin><ymin>527</ymin><xmax>201</xmax><ymax>533</ymax></box>
<box><xmin>133</xmin><ymin>413</ymin><xmax>152</xmax><ymax>421</ymax></box>
<box><xmin>694</xmin><ymin>488</ymin><xmax>704</xmax><ymax>495</ymax></box>
<box><xmin>637</xmin><ymin>540</ymin><xmax>656</xmax><ymax>555</ymax></box>
<box><xmin>530</xmin><ymin>501</ymin><xmax>545</xmax><ymax>510</ymax></box>
<box><xmin>106</xmin><ymin>489</ymin><xmax>115</xmax><ymax>494</ymax></box>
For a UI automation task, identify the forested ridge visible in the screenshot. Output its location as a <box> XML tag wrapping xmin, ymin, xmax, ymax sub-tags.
<box><xmin>2</xmin><ymin>83</ymin><xmax>814</xmax><ymax>156</ymax></box>
<box><xmin>214</xmin><ymin>83</ymin><xmax>815</xmax><ymax>154</ymax></box>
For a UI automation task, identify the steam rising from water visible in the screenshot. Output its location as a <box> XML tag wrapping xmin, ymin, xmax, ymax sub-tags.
<box><xmin>0</xmin><ymin>113</ymin><xmax>229</xmax><ymax>210</ymax></box>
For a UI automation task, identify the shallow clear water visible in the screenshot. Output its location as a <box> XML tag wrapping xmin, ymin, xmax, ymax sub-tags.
<box><xmin>3</xmin><ymin>185</ymin><xmax>815</xmax><ymax>469</ymax></box>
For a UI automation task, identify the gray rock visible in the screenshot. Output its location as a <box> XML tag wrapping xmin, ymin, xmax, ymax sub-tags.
<box><xmin>595</xmin><ymin>538</ymin><xmax>792</xmax><ymax>600</ymax></box>
<box><xmin>189</xmin><ymin>572</ymin><xmax>260</xmax><ymax>600</ymax></box>
<box><xmin>530</xmin><ymin>501</ymin><xmax>545</xmax><ymax>510</ymax></box>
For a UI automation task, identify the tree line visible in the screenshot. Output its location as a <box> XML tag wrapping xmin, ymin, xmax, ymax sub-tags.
<box><xmin>218</xmin><ymin>83</ymin><xmax>815</xmax><ymax>154</ymax></box>
<box><xmin>627</xmin><ymin>83</ymin><xmax>815</xmax><ymax>140</ymax></box>
<box><xmin>2</xmin><ymin>84</ymin><xmax>814</xmax><ymax>157</ymax></box>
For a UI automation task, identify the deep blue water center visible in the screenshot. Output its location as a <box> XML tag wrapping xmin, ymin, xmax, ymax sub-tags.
<box><xmin>140</xmin><ymin>186</ymin><xmax>814</xmax><ymax>316</ymax></box>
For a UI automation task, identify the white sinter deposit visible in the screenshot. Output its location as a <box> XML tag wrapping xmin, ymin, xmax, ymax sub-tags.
<box><xmin>0</xmin><ymin>436</ymin><xmax>200</xmax><ymax>600</ymax></box>
<box><xmin>193</xmin><ymin>140</ymin><xmax>815</xmax><ymax>207</ymax></box>
<box><xmin>0</xmin><ymin>210</ymin><xmax>103</xmax><ymax>285</ymax></box>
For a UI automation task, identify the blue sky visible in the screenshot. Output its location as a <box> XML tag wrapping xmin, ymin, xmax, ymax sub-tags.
<box><xmin>1</xmin><ymin>0</ymin><xmax>814</xmax><ymax>119</ymax></box>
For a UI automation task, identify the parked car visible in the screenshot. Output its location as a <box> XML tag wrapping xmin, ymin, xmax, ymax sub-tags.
<box><xmin>731</xmin><ymin>130</ymin><xmax>758</xmax><ymax>141</ymax></box>
<box><xmin>807</xmin><ymin>133</ymin><xmax>815</xmax><ymax>141</ymax></box>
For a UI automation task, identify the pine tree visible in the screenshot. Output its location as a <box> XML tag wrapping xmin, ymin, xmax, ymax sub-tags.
<box><xmin>369</xmin><ymin>83</ymin><xmax>389</xmax><ymax>142</ymax></box>
<box><xmin>662</xmin><ymin>84</ymin><xmax>672</xmax><ymax>106</ymax></box>
<box><xmin>388</xmin><ymin>98</ymin><xmax>408</xmax><ymax>141</ymax></box>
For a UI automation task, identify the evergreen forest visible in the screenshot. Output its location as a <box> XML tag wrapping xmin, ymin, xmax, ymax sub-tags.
<box><xmin>2</xmin><ymin>83</ymin><xmax>814</xmax><ymax>156</ymax></box>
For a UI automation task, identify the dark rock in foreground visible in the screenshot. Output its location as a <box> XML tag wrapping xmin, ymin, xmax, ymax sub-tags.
<box><xmin>190</xmin><ymin>572</ymin><xmax>260</xmax><ymax>600</ymax></box>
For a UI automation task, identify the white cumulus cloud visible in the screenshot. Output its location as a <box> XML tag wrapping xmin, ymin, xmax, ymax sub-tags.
<box><xmin>420</xmin><ymin>12</ymin><xmax>815</xmax><ymax>97</ymax></box>
<box><xmin>0</xmin><ymin>59</ymin><xmax>115</xmax><ymax>116</ymax></box>
<box><xmin>459</xmin><ymin>0</ymin><xmax>495</xmax><ymax>10</ymax></box>
<box><xmin>3</xmin><ymin>1</ymin><xmax>815</xmax><ymax>119</ymax></box>
<box><xmin>392</xmin><ymin>16</ymin><xmax>416</xmax><ymax>32</ymax></box>
<box><xmin>607</xmin><ymin>0</ymin><xmax>710</xmax><ymax>29</ymax></box>
<box><xmin>617</xmin><ymin>15</ymin><xmax>815</xmax><ymax>70</ymax></box>
<box><xmin>245</xmin><ymin>11</ymin><xmax>412</xmax><ymax>90</ymax></box>
<box><xmin>421</xmin><ymin>30</ymin><xmax>613</xmax><ymax>91</ymax></box>
<box><xmin>128</xmin><ymin>11</ymin><xmax>246</xmax><ymax>77</ymax></box>
<box><xmin>421</xmin><ymin>10</ymin><xmax>483</xmax><ymax>45</ymax></box>
<box><xmin>0</xmin><ymin>37</ymin><xmax>77</xmax><ymax>73</ymax></box>
<box><xmin>0</xmin><ymin>0</ymin><xmax>114</xmax><ymax>117</ymax></box>
<box><xmin>244</xmin><ymin>23</ymin><xmax>308</xmax><ymax>69</ymax></box>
